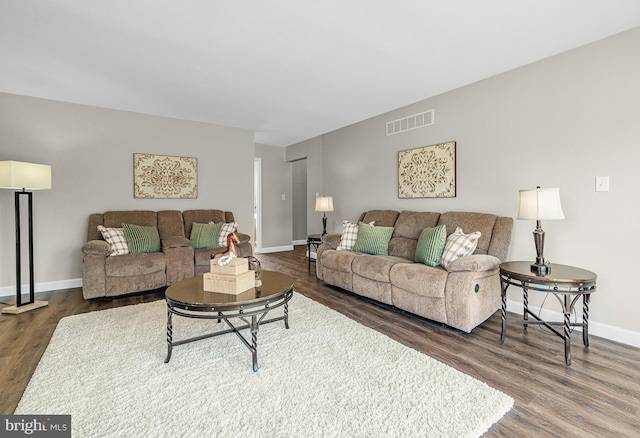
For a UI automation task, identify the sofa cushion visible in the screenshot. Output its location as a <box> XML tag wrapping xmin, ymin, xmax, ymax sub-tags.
<box><xmin>122</xmin><ymin>223</ymin><xmax>161</xmax><ymax>254</ymax></box>
<box><xmin>218</xmin><ymin>222</ymin><xmax>238</xmax><ymax>247</ymax></box>
<box><xmin>441</xmin><ymin>227</ymin><xmax>481</xmax><ymax>269</ymax></box>
<box><xmin>190</xmin><ymin>222</ymin><xmax>223</xmax><ymax>249</ymax></box>
<box><xmin>97</xmin><ymin>226</ymin><xmax>129</xmax><ymax>256</ymax></box>
<box><xmin>105</xmin><ymin>252</ymin><xmax>165</xmax><ymax>277</ymax></box>
<box><xmin>352</xmin><ymin>255</ymin><xmax>411</xmax><ymax>282</ymax></box>
<box><xmin>415</xmin><ymin>224</ymin><xmax>447</xmax><ymax>267</ymax></box>
<box><xmin>352</xmin><ymin>222</ymin><xmax>394</xmax><ymax>255</ymax></box>
<box><xmin>390</xmin><ymin>263</ymin><xmax>449</xmax><ymax>299</ymax></box>
<box><xmin>320</xmin><ymin>250</ymin><xmax>363</xmax><ymax>273</ymax></box>
<box><xmin>194</xmin><ymin>247</ymin><xmax>224</xmax><ymax>267</ymax></box>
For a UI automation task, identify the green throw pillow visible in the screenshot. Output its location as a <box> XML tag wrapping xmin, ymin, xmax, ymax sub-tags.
<box><xmin>415</xmin><ymin>224</ymin><xmax>447</xmax><ymax>267</ymax></box>
<box><xmin>352</xmin><ymin>222</ymin><xmax>394</xmax><ymax>255</ymax></box>
<box><xmin>190</xmin><ymin>222</ymin><xmax>224</xmax><ymax>249</ymax></box>
<box><xmin>122</xmin><ymin>223</ymin><xmax>161</xmax><ymax>254</ymax></box>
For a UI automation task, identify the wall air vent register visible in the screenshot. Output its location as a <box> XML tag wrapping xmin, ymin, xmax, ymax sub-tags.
<box><xmin>386</xmin><ymin>109</ymin><xmax>434</xmax><ymax>136</ymax></box>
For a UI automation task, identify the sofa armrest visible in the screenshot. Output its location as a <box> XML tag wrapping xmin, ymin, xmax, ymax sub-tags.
<box><xmin>321</xmin><ymin>233</ymin><xmax>341</xmax><ymax>249</ymax></box>
<box><xmin>162</xmin><ymin>236</ymin><xmax>191</xmax><ymax>249</ymax></box>
<box><xmin>445</xmin><ymin>254</ymin><xmax>501</xmax><ymax>272</ymax></box>
<box><xmin>82</xmin><ymin>240</ymin><xmax>111</xmax><ymax>256</ymax></box>
<box><xmin>236</xmin><ymin>232</ymin><xmax>251</xmax><ymax>244</ymax></box>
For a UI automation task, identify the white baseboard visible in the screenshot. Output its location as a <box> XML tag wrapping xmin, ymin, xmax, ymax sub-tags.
<box><xmin>506</xmin><ymin>299</ymin><xmax>640</xmax><ymax>349</ymax></box>
<box><xmin>0</xmin><ymin>278</ymin><xmax>83</xmax><ymax>298</ymax></box>
<box><xmin>292</xmin><ymin>239</ymin><xmax>307</xmax><ymax>246</ymax></box>
<box><xmin>255</xmin><ymin>245</ymin><xmax>294</xmax><ymax>254</ymax></box>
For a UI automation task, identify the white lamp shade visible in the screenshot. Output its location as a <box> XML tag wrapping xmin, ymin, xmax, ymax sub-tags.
<box><xmin>0</xmin><ymin>161</ymin><xmax>52</xmax><ymax>190</ymax></box>
<box><xmin>517</xmin><ymin>187</ymin><xmax>565</xmax><ymax>220</ymax></box>
<box><xmin>315</xmin><ymin>196</ymin><xmax>334</xmax><ymax>212</ymax></box>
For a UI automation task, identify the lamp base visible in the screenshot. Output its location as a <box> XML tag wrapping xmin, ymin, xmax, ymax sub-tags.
<box><xmin>530</xmin><ymin>263</ymin><xmax>551</xmax><ymax>276</ymax></box>
<box><xmin>1</xmin><ymin>300</ymin><xmax>48</xmax><ymax>314</ymax></box>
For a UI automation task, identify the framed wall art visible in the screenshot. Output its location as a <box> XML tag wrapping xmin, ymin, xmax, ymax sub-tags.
<box><xmin>133</xmin><ymin>153</ymin><xmax>198</xmax><ymax>199</ymax></box>
<box><xmin>398</xmin><ymin>141</ymin><xmax>456</xmax><ymax>198</ymax></box>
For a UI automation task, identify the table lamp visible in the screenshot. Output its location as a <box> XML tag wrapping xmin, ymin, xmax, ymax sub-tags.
<box><xmin>0</xmin><ymin>161</ymin><xmax>52</xmax><ymax>314</ymax></box>
<box><xmin>517</xmin><ymin>186</ymin><xmax>564</xmax><ymax>275</ymax></box>
<box><xmin>315</xmin><ymin>195</ymin><xmax>334</xmax><ymax>236</ymax></box>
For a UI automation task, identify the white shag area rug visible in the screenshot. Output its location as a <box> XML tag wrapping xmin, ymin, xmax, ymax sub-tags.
<box><xmin>17</xmin><ymin>293</ymin><xmax>513</xmax><ymax>437</ymax></box>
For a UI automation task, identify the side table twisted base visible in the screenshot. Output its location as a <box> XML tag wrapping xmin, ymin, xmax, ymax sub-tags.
<box><xmin>499</xmin><ymin>262</ymin><xmax>597</xmax><ymax>366</ymax></box>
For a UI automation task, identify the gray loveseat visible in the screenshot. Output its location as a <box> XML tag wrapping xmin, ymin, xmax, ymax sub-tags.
<box><xmin>316</xmin><ymin>210</ymin><xmax>513</xmax><ymax>333</ymax></box>
<box><xmin>82</xmin><ymin>209</ymin><xmax>252</xmax><ymax>299</ymax></box>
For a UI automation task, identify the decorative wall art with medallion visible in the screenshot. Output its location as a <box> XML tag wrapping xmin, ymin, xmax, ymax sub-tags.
<box><xmin>398</xmin><ymin>141</ymin><xmax>456</xmax><ymax>198</ymax></box>
<box><xmin>133</xmin><ymin>153</ymin><xmax>198</xmax><ymax>199</ymax></box>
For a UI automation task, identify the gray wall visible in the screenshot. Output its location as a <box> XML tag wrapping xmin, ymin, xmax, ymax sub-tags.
<box><xmin>254</xmin><ymin>143</ymin><xmax>293</xmax><ymax>251</ymax></box>
<box><xmin>0</xmin><ymin>93</ymin><xmax>254</xmax><ymax>292</ymax></box>
<box><xmin>291</xmin><ymin>159</ymin><xmax>307</xmax><ymax>242</ymax></box>
<box><xmin>287</xmin><ymin>27</ymin><xmax>640</xmax><ymax>341</ymax></box>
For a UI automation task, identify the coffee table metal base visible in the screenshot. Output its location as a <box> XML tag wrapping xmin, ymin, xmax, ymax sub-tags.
<box><xmin>165</xmin><ymin>290</ymin><xmax>292</xmax><ymax>372</ymax></box>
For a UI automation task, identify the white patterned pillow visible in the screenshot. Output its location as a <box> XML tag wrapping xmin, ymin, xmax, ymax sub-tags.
<box><xmin>336</xmin><ymin>220</ymin><xmax>374</xmax><ymax>251</ymax></box>
<box><xmin>97</xmin><ymin>225</ymin><xmax>129</xmax><ymax>256</ymax></box>
<box><xmin>441</xmin><ymin>227</ymin><xmax>481</xmax><ymax>269</ymax></box>
<box><xmin>217</xmin><ymin>222</ymin><xmax>238</xmax><ymax>247</ymax></box>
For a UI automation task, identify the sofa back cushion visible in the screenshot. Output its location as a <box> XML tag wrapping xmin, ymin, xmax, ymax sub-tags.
<box><xmin>393</xmin><ymin>211</ymin><xmax>441</xmax><ymax>239</ymax></box>
<box><xmin>87</xmin><ymin>211</ymin><xmax>158</xmax><ymax>242</ymax></box>
<box><xmin>357</xmin><ymin>210</ymin><xmax>399</xmax><ymax>227</ymax></box>
<box><xmin>157</xmin><ymin>210</ymin><xmax>185</xmax><ymax>240</ymax></box>
<box><xmin>387</xmin><ymin>211</ymin><xmax>440</xmax><ymax>259</ymax></box>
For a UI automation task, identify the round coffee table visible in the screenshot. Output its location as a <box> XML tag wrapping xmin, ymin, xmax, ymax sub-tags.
<box><xmin>164</xmin><ymin>270</ymin><xmax>294</xmax><ymax>371</ymax></box>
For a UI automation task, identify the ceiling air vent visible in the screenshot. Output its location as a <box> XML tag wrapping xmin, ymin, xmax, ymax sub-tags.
<box><xmin>386</xmin><ymin>109</ymin><xmax>434</xmax><ymax>136</ymax></box>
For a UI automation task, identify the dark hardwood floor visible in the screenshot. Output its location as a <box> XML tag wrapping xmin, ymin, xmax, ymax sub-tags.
<box><xmin>2</xmin><ymin>245</ymin><xmax>639</xmax><ymax>437</ymax></box>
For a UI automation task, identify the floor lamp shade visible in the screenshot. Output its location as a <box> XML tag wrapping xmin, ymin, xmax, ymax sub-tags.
<box><xmin>0</xmin><ymin>161</ymin><xmax>52</xmax><ymax>190</ymax></box>
<box><xmin>517</xmin><ymin>186</ymin><xmax>564</xmax><ymax>275</ymax></box>
<box><xmin>0</xmin><ymin>161</ymin><xmax>52</xmax><ymax>314</ymax></box>
<box><xmin>315</xmin><ymin>196</ymin><xmax>334</xmax><ymax>235</ymax></box>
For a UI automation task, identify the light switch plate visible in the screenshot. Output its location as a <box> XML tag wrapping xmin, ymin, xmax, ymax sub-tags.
<box><xmin>595</xmin><ymin>176</ymin><xmax>609</xmax><ymax>192</ymax></box>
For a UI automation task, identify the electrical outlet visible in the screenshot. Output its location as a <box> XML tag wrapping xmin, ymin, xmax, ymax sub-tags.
<box><xmin>595</xmin><ymin>176</ymin><xmax>609</xmax><ymax>192</ymax></box>
<box><xmin>281</xmin><ymin>194</ymin><xmax>286</xmax><ymax>201</ymax></box>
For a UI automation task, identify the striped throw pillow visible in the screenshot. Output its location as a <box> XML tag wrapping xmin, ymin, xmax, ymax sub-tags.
<box><xmin>122</xmin><ymin>223</ymin><xmax>161</xmax><ymax>254</ymax></box>
<box><xmin>190</xmin><ymin>222</ymin><xmax>224</xmax><ymax>249</ymax></box>
<box><xmin>352</xmin><ymin>222</ymin><xmax>394</xmax><ymax>255</ymax></box>
<box><xmin>97</xmin><ymin>225</ymin><xmax>129</xmax><ymax>256</ymax></box>
<box><xmin>441</xmin><ymin>227</ymin><xmax>481</xmax><ymax>269</ymax></box>
<box><xmin>415</xmin><ymin>224</ymin><xmax>447</xmax><ymax>267</ymax></box>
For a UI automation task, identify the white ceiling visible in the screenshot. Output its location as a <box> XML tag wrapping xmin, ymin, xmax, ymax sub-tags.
<box><xmin>2</xmin><ymin>1</ymin><xmax>640</xmax><ymax>147</ymax></box>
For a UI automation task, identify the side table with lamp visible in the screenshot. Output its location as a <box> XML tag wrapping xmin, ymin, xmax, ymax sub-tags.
<box><xmin>311</xmin><ymin>195</ymin><xmax>333</xmax><ymax>271</ymax></box>
<box><xmin>500</xmin><ymin>186</ymin><xmax>597</xmax><ymax>365</ymax></box>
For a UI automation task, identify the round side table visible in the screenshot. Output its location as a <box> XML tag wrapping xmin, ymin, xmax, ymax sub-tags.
<box><xmin>499</xmin><ymin>261</ymin><xmax>597</xmax><ymax>365</ymax></box>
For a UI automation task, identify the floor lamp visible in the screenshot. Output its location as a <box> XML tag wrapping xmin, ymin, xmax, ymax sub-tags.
<box><xmin>0</xmin><ymin>161</ymin><xmax>52</xmax><ymax>314</ymax></box>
